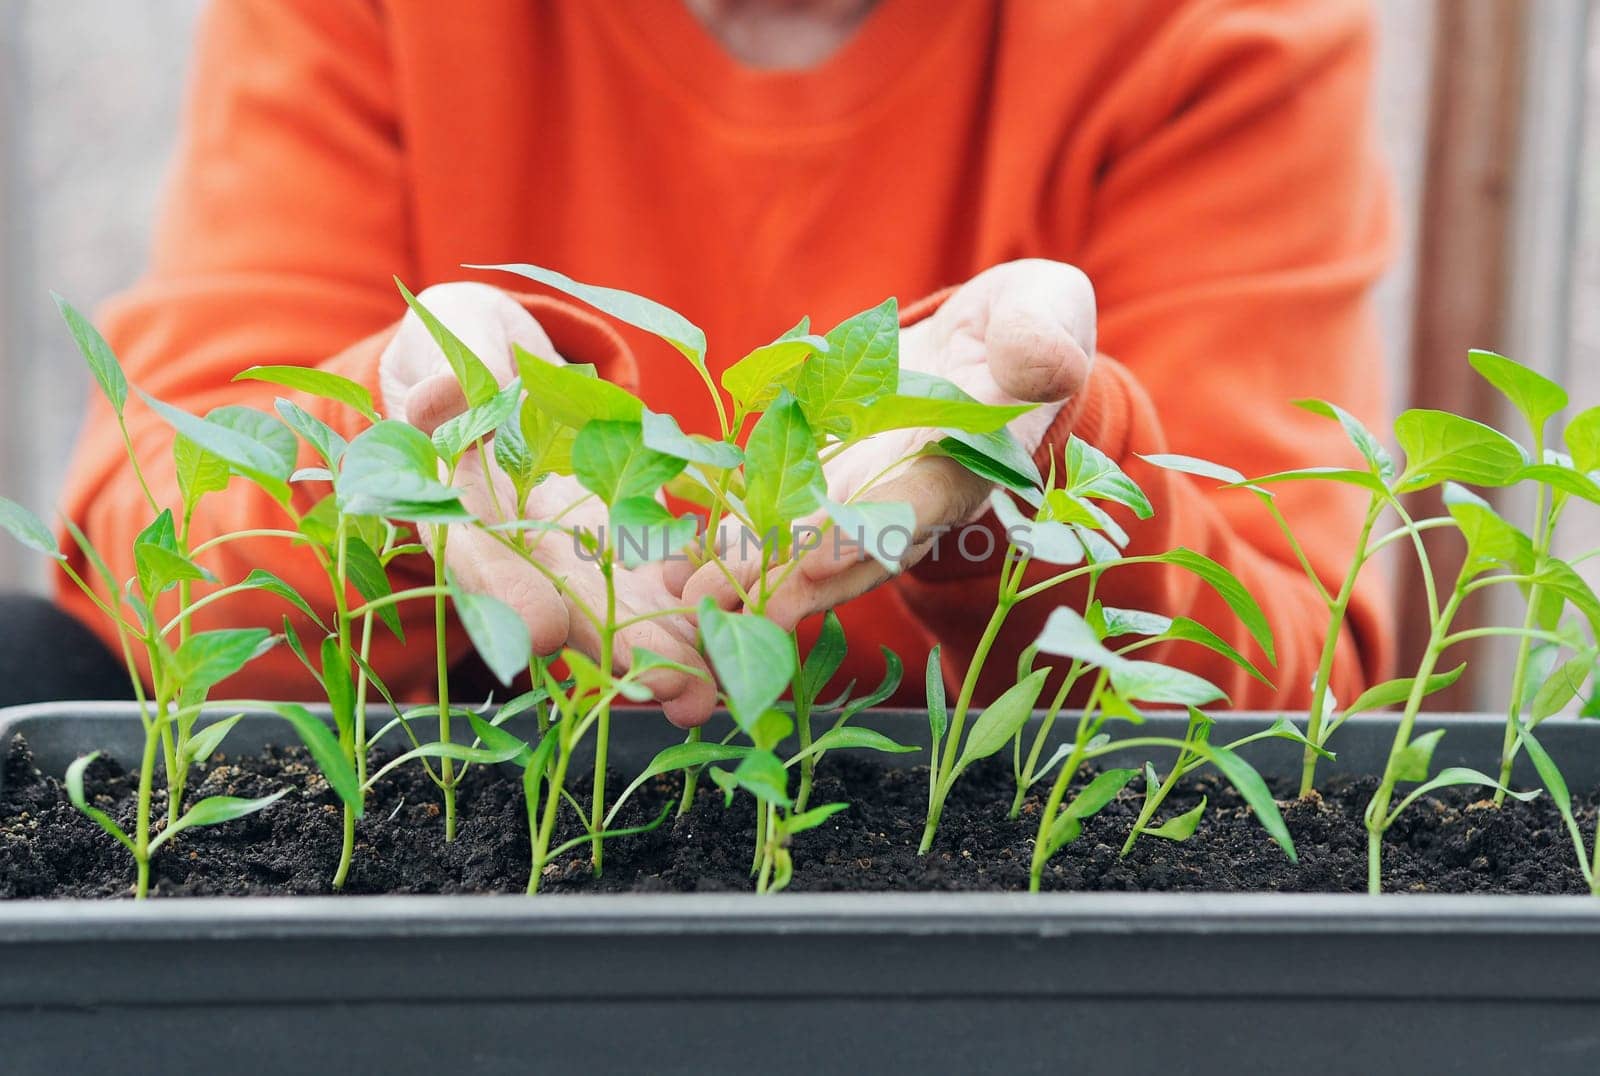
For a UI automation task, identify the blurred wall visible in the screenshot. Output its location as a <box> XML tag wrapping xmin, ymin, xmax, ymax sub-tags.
<box><xmin>0</xmin><ymin>1</ymin><xmax>1437</xmax><ymax>591</ymax></box>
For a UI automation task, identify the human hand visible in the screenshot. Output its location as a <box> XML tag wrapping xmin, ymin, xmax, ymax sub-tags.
<box><xmin>675</xmin><ymin>259</ymin><xmax>1096</xmax><ymax>630</ymax></box>
<box><xmin>379</xmin><ymin>283</ymin><xmax>716</xmax><ymax>726</ymax></box>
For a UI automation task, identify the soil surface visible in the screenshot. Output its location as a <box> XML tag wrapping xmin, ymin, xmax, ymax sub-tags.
<box><xmin>1</xmin><ymin>732</ymin><xmax>1592</xmax><ymax>898</ymax></box>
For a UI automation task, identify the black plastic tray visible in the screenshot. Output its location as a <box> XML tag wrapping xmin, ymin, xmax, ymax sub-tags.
<box><xmin>2</xmin><ymin>703</ymin><xmax>1598</xmax><ymax>1074</ymax></box>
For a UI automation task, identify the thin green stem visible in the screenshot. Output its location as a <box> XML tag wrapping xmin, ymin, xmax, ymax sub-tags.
<box><xmin>432</xmin><ymin>523</ymin><xmax>457</xmax><ymax>842</ymax></box>
<box><xmin>188</xmin><ymin>528</ymin><xmax>308</xmax><ymax>558</ymax></box>
<box><xmin>1496</xmin><ymin>480</ymin><xmax>1552</xmax><ymax>805</ymax></box>
<box><xmin>677</xmin><ymin>726</ymin><xmax>702</xmax><ymax>817</ymax></box>
<box><xmin>1300</xmin><ymin>496</ymin><xmax>1382</xmax><ymax>796</ymax></box>
<box><xmin>590</xmin><ymin>558</ymin><xmax>617</xmax><ymax>875</ymax></box>
<box><xmin>133</xmin><ymin>717</ymin><xmax>162</xmax><ymax>899</ymax></box>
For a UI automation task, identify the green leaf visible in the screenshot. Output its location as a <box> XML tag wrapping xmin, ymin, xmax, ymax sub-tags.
<box><xmin>1341</xmin><ymin>664</ymin><xmax>1467</xmax><ymax>722</ymax></box>
<box><xmin>1162</xmin><ymin>617</ymin><xmax>1274</xmax><ymax>688</ymax></box>
<box><xmin>1564</xmin><ymin>406</ymin><xmax>1600</xmax><ymax>474</ymax></box>
<box><xmin>572</xmin><ymin>420</ymin><xmax>685</xmax><ymax>508</ymax></box>
<box><xmin>266</xmin><ymin>702</ymin><xmax>363</xmax><ymax>816</ymax></box>
<box><xmin>820</xmin><ymin>497</ymin><xmax>918</xmax><ymax>573</ymax></box>
<box><xmin>451</xmin><ymin>583</ymin><xmax>531</xmax><ymax>688</ymax></box>
<box><xmin>743</xmin><ymin>392</ymin><xmax>825</xmax><ymax>539</ymax></box>
<box><xmin>1393</xmin><ymin>728</ymin><xmax>1447</xmax><ymax>783</ymax></box>
<box><xmin>1468</xmin><ymin>350</ymin><xmax>1567</xmax><ymax>439</ymax></box>
<box><xmin>785</xmin><ymin>802</ymin><xmax>850</xmax><ymax>834</ymax></box>
<box><xmin>319</xmin><ymin>635</ymin><xmax>356</xmax><ymax>741</ymax></box>
<box><xmin>174</xmin><ymin>434</ymin><xmax>233</xmax><ymax>509</ymax></box>
<box><xmin>1065</xmin><ymin>438</ymin><xmax>1154</xmax><ymax>518</ymax></box>
<box><xmin>700</xmin><ymin>601</ymin><xmax>797</xmax><ymax>733</ymax></box>
<box><xmin>466</xmin><ymin>711</ymin><xmax>534</xmax><ymax>765</ymax></box>
<box><xmin>1530</xmin><ymin>557</ymin><xmax>1600</xmax><ymax>638</ymax></box>
<box><xmin>641</xmin><ymin>409</ymin><xmax>743</xmax><ymax>469</ymax></box>
<box><xmin>925</xmin><ymin>645</ymin><xmax>948</xmax><ymax>746</ymax></box>
<box><xmin>134</xmin><ymin>540</ymin><xmax>213</xmax><ymax>599</ymax></box>
<box><xmin>173</xmin><ymin>629</ymin><xmax>274</xmax><ymax>696</ymax></box>
<box><xmin>183</xmin><ymin>713</ymin><xmax>244</xmax><ymax>765</ymax></box>
<box><xmin>53</xmin><ymin>293</ymin><xmax>128</xmax><ymax>415</ymax></box>
<box><xmin>513</xmin><ymin>345</ymin><xmax>644</xmax><ymax>427</ymax></box>
<box><xmin>798</xmin><ymin>610</ymin><xmax>847</xmax><ymax>708</ymax></box>
<box><xmin>345</xmin><ymin>535</ymin><xmax>403</xmax><ymax>641</ymax></box>
<box><xmin>839</xmin><ymin>394</ymin><xmax>1032</xmax><ymax>440</ymax></box>
<box><xmin>1240</xmin><ymin>467</ymin><xmax>1390</xmax><ymax>495</ymax></box>
<box><xmin>795</xmin><ymin>298</ymin><xmax>898</xmax><ymax>433</ymax></box>
<box><xmin>1530</xmin><ymin>648</ymin><xmax>1597</xmax><ymax>721</ymax></box>
<box><xmin>150</xmin><ymin>790</ymin><xmax>290</xmax><ymax>853</ymax></box>
<box><xmin>725</xmin><ymin>750</ymin><xmax>793</xmax><ymax>809</ymax></box>
<box><xmin>954</xmin><ymin>667</ymin><xmax>1050</xmax><ymax>775</ymax></box>
<box><xmin>1394</xmin><ymin>409</ymin><xmax>1528</xmax><ymax>493</ymax></box>
<box><xmin>234</xmin><ymin>569</ymin><xmax>326</xmax><ymax>631</ymax></box>
<box><xmin>1142</xmin><ymin>548</ymin><xmax>1275</xmax><ymax>664</ymax></box>
<box><xmin>1443</xmin><ymin>484</ymin><xmax>1535</xmax><ymax>577</ymax></box>
<box><xmin>1518</xmin><ymin>461</ymin><xmax>1600</xmax><ymax>505</ymax></box>
<box><xmin>1034</xmin><ymin>606</ymin><xmax>1119</xmax><ymax>668</ymax></box>
<box><xmin>474</xmin><ymin>263</ymin><xmax>707</xmax><ymax>364</ymax></box>
<box><xmin>1194</xmin><ymin>743</ymin><xmax>1295</xmax><ymax>860</ymax></box>
<box><xmin>1295</xmin><ymin>398</ymin><xmax>1395</xmax><ymax>480</ymax></box>
<box><xmin>1388</xmin><ymin>767</ymin><xmax>1539</xmax><ymax>826</ymax></box>
<box><xmin>837</xmin><ymin>646</ymin><xmax>904</xmax><ymax>723</ymax></box>
<box><xmin>989</xmin><ymin>490</ymin><xmax>1085</xmax><ymax>565</ymax></box>
<box><xmin>395</xmin><ymin>278</ymin><xmax>499</xmax><ymax>407</ymax></box>
<box><xmin>141</xmin><ymin>393</ymin><xmax>295</xmax><ymax>505</ymax></box>
<box><xmin>64</xmin><ymin>752</ymin><xmax>136</xmax><ymax>853</ymax></box>
<box><xmin>207</xmin><ymin>406</ymin><xmax>299</xmax><ymax>481</ymax></box>
<box><xmin>608</xmin><ymin>497</ymin><xmax>699</xmax><ymax>568</ymax></box>
<box><xmin>1516</xmin><ymin>728</ymin><xmax>1585</xmax><ymax>878</ymax></box>
<box><xmin>432</xmin><ymin>377</ymin><xmax>522</xmax><ymax>461</ymax></box>
<box><xmin>1109</xmin><ymin>661</ymin><xmax>1226</xmax><ymax>707</ymax></box>
<box><xmin>0</xmin><ymin>497</ymin><xmax>62</xmax><ymax>560</ymax></box>
<box><xmin>1138</xmin><ymin>453</ymin><xmax>1251</xmax><ymax>488</ymax></box>
<box><xmin>1101</xmin><ymin>607</ymin><xmax>1172</xmax><ymax>639</ymax></box>
<box><xmin>1045</xmin><ymin>767</ymin><xmax>1137</xmax><ymax>855</ymax></box>
<box><xmin>1145</xmin><ymin>797</ymin><xmax>1207</xmax><ymax>842</ymax></box>
<box><xmin>235</xmin><ymin>365</ymin><xmax>379</xmax><ymax>421</ymax></box>
<box><xmin>721</xmin><ymin>328</ymin><xmax>828</xmax><ymax>411</ymax></box>
<box><xmin>337</xmin><ymin>420</ymin><xmax>470</xmax><ymax>522</ymax></box>
<box><xmin>790</xmin><ymin>726</ymin><xmax>917</xmax><ymax>766</ymax></box>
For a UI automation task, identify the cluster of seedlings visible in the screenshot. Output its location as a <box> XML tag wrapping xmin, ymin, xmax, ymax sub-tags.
<box><xmin>2</xmin><ymin>268</ymin><xmax>1598</xmax><ymax>897</ymax></box>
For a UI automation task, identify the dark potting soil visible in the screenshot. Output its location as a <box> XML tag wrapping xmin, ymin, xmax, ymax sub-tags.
<box><xmin>0</xmin><ymin>731</ymin><xmax>1591</xmax><ymax>898</ymax></box>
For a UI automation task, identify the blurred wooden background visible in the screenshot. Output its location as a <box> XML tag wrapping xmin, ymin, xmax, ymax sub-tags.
<box><xmin>0</xmin><ymin>1</ymin><xmax>1594</xmax><ymax>709</ymax></box>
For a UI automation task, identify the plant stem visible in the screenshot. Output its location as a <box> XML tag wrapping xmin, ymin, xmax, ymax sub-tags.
<box><xmin>432</xmin><ymin>523</ymin><xmax>457</xmax><ymax>841</ymax></box>
<box><xmin>1027</xmin><ymin>691</ymin><xmax>1104</xmax><ymax>893</ymax></box>
<box><xmin>528</xmin><ymin>741</ymin><xmax>574</xmax><ymax>895</ymax></box>
<box><xmin>1495</xmin><ymin>482</ymin><xmax>1551</xmax><ymax>806</ymax></box>
<box><xmin>677</xmin><ymin>727</ymin><xmax>702</xmax><ymax>817</ymax></box>
<box><xmin>591</xmin><ymin>558</ymin><xmax>617</xmax><ymax>875</ymax></box>
<box><xmin>134</xmin><ymin>719</ymin><xmax>161</xmax><ymax>900</ymax></box>
<box><xmin>332</xmin><ymin>516</ymin><xmax>358</xmax><ymax>889</ymax></box>
<box><xmin>1299</xmin><ymin>498</ymin><xmax>1382</xmax><ymax>796</ymax></box>
<box><xmin>919</xmin><ymin>575</ymin><xmax>1016</xmax><ymax>854</ymax></box>
<box><xmin>1121</xmin><ymin>754</ymin><xmax>1186</xmax><ymax>857</ymax></box>
<box><xmin>1364</xmin><ymin>587</ymin><xmax>1464</xmax><ymax>894</ymax></box>
<box><xmin>1010</xmin><ymin>670</ymin><xmax>1076</xmax><ymax>819</ymax></box>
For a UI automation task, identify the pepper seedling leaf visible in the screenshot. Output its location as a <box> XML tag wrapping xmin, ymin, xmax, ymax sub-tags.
<box><xmin>64</xmin><ymin>753</ymin><xmax>136</xmax><ymax>853</ymax></box>
<box><xmin>150</xmin><ymin>790</ymin><xmax>291</xmax><ymax>853</ymax></box>
<box><xmin>450</xmin><ymin>579</ymin><xmax>532</xmax><ymax>688</ymax></box>
<box><xmin>53</xmin><ymin>293</ymin><xmax>129</xmax><ymax>416</ymax></box>
<box><xmin>432</xmin><ymin>378</ymin><xmax>522</xmax><ymax>462</ymax></box>
<box><xmin>925</xmin><ymin>645</ymin><xmax>948</xmax><ymax>746</ymax></box>
<box><xmin>641</xmin><ymin>409</ymin><xmax>744</xmax><ymax>469</ymax></box>
<box><xmin>235</xmin><ymin>365</ymin><xmax>380</xmax><ymax>422</ymax></box>
<box><xmin>722</xmin><ymin>325</ymin><xmax>828</xmax><ymax>411</ymax></box>
<box><xmin>795</xmin><ymin>298</ymin><xmax>899</xmax><ymax>434</ymax></box>
<box><xmin>337</xmin><ymin>420</ymin><xmax>471</xmax><ymax>522</ymax></box>
<box><xmin>1468</xmin><ymin>350</ymin><xmax>1568</xmax><ymax>441</ymax></box>
<box><xmin>265</xmin><ymin>702</ymin><xmax>364</xmax><ymax>816</ymax></box>
<box><xmin>1393</xmin><ymin>409</ymin><xmax>1528</xmax><ymax>493</ymax></box>
<box><xmin>0</xmin><ymin>496</ymin><xmax>65</xmax><ymax>561</ymax></box>
<box><xmin>743</xmin><ymin>391</ymin><xmax>826</xmax><ymax>542</ymax></box>
<box><xmin>183</xmin><ymin>713</ymin><xmax>245</xmax><ymax>765</ymax></box>
<box><xmin>572</xmin><ymin>419</ymin><xmax>686</xmax><ymax>508</ymax></box>
<box><xmin>700</xmin><ymin>601</ymin><xmax>797</xmax><ymax>734</ymax></box>
<box><xmin>608</xmin><ymin>497</ymin><xmax>699</xmax><ymax>568</ymax></box>
<box><xmin>395</xmin><ymin>278</ymin><xmax>500</xmax><ymax>408</ymax></box>
<box><xmin>789</xmin><ymin>726</ymin><xmax>917</xmax><ymax>767</ymax></box>
<box><xmin>174</xmin><ymin>434</ymin><xmax>233</xmax><ymax>508</ymax></box>
<box><xmin>1145</xmin><ymin>797</ymin><xmax>1208</xmax><ymax>842</ymax></box>
<box><xmin>954</xmin><ymin>667</ymin><xmax>1050</xmax><ymax>775</ymax></box>
<box><xmin>1294</xmin><ymin>398</ymin><xmax>1396</xmax><ymax>481</ymax></box>
<box><xmin>513</xmin><ymin>345</ymin><xmax>644</xmax><ymax>427</ymax></box>
<box><xmin>1045</xmin><ymin>767</ymin><xmax>1138</xmax><ymax>856</ymax></box>
<box><xmin>141</xmin><ymin>393</ymin><xmax>295</xmax><ymax>506</ymax></box>
<box><xmin>473</xmin><ymin>263</ymin><xmax>708</xmax><ymax>365</ymax></box>
<box><xmin>798</xmin><ymin>609</ymin><xmax>848</xmax><ymax>709</ymax></box>
<box><xmin>1564</xmin><ymin>406</ymin><xmax>1600</xmax><ymax>474</ymax></box>
<box><xmin>173</xmin><ymin>629</ymin><xmax>276</xmax><ymax>697</ymax></box>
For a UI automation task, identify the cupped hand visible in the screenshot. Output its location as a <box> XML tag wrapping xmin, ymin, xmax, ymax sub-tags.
<box><xmin>378</xmin><ymin>283</ymin><xmax>716</xmax><ymax>726</ymax></box>
<box><xmin>674</xmin><ymin>259</ymin><xmax>1097</xmax><ymax>631</ymax></box>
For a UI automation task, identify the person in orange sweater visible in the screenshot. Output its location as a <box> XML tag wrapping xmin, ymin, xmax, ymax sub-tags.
<box><xmin>26</xmin><ymin>0</ymin><xmax>1393</xmax><ymax>722</ymax></box>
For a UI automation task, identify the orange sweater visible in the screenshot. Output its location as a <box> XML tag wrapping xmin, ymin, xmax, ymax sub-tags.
<box><xmin>57</xmin><ymin>0</ymin><xmax>1393</xmax><ymax>709</ymax></box>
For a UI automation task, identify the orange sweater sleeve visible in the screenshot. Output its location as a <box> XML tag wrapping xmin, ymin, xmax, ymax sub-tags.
<box><xmin>53</xmin><ymin>0</ymin><xmax>634</xmax><ymax>700</ymax></box>
<box><xmin>895</xmin><ymin>0</ymin><xmax>1394</xmax><ymax>711</ymax></box>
